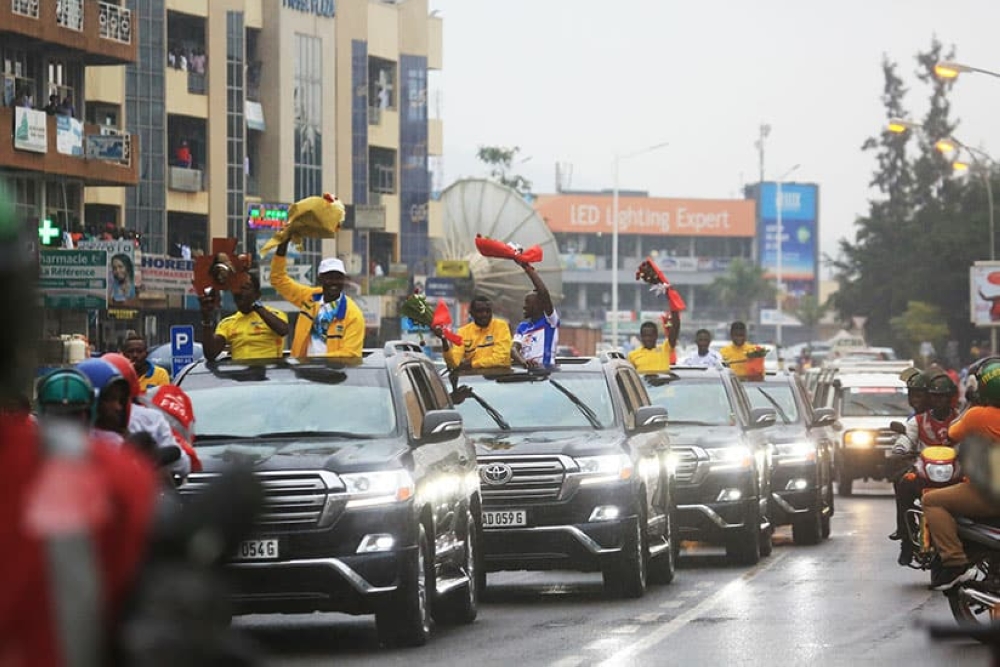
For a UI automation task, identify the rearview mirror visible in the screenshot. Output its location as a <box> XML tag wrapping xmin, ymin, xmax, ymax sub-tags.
<box><xmin>633</xmin><ymin>405</ymin><xmax>669</xmax><ymax>433</ymax></box>
<box><xmin>748</xmin><ymin>407</ymin><xmax>777</xmax><ymax>430</ymax></box>
<box><xmin>888</xmin><ymin>421</ymin><xmax>907</xmax><ymax>435</ymax></box>
<box><xmin>812</xmin><ymin>407</ymin><xmax>837</xmax><ymax>428</ymax></box>
<box><xmin>420</xmin><ymin>409</ymin><xmax>464</xmax><ymax>443</ymax></box>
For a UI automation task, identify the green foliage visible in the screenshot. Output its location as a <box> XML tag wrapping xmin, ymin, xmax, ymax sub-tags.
<box><xmin>889</xmin><ymin>301</ymin><xmax>950</xmax><ymax>358</ymax></box>
<box><xmin>709</xmin><ymin>258</ymin><xmax>776</xmax><ymax>322</ymax></box>
<box><xmin>791</xmin><ymin>295</ymin><xmax>827</xmax><ymax>332</ymax></box>
<box><xmin>476</xmin><ymin>145</ymin><xmax>532</xmax><ymax>196</ymax></box>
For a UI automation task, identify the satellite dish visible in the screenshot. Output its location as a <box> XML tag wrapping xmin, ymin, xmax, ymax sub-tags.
<box><xmin>435</xmin><ymin>179</ymin><xmax>562</xmax><ymax>322</ymax></box>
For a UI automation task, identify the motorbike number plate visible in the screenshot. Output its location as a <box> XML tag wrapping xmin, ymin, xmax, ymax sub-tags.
<box><xmin>234</xmin><ymin>538</ymin><xmax>279</xmax><ymax>560</ymax></box>
<box><xmin>482</xmin><ymin>510</ymin><xmax>527</xmax><ymax>528</ymax></box>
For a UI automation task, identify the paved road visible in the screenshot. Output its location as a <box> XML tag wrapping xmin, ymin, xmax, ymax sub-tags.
<box><xmin>239</xmin><ymin>481</ymin><xmax>991</xmax><ymax>666</ymax></box>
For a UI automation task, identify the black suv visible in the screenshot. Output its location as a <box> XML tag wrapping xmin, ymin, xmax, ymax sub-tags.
<box><xmin>447</xmin><ymin>356</ymin><xmax>674</xmax><ymax>598</ymax></box>
<box><xmin>743</xmin><ymin>371</ymin><xmax>838</xmax><ymax>545</ymax></box>
<box><xmin>642</xmin><ymin>366</ymin><xmax>777</xmax><ymax>565</ymax></box>
<box><xmin>176</xmin><ymin>344</ymin><xmax>480</xmax><ymax>647</ymax></box>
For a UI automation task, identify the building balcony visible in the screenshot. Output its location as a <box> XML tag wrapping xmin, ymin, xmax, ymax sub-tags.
<box><xmin>166</xmin><ymin>68</ymin><xmax>208</xmax><ymax>118</ymax></box>
<box><xmin>2</xmin><ymin>0</ymin><xmax>137</xmax><ymax>65</ymax></box>
<box><xmin>428</xmin><ymin>15</ymin><xmax>443</xmax><ymax>71</ymax></box>
<box><xmin>168</xmin><ymin>166</ymin><xmax>204</xmax><ymax>192</ymax></box>
<box><xmin>428</xmin><ymin>118</ymin><xmax>443</xmax><ymax>156</ymax></box>
<box><xmin>369</xmin><ymin>109</ymin><xmax>399</xmax><ymax>148</ymax></box>
<box><xmin>0</xmin><ymin>106</ymin><xmax>138</xmax><ymax>186</ymax></box>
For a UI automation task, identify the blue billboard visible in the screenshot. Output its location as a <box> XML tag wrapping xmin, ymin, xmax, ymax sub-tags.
<box><xmin>757</xmin><ymin>182</ymin><xmax>819</xmax><ymax>293</ymax></box>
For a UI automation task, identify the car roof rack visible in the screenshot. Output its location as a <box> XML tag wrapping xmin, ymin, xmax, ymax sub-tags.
<box><xmin>598</xmin><ymin>350</ymin><xmax>627</xmax><ymax>363</ymax></box>
<box><xmin>823</xmin><ymin>359</ymin><xmax>914</xmax><ymax>373</ymax></box>
<box><xmin>381</xmin><ymin>340</ymin><xmax>424</xmax><ymax>357</ymax></box>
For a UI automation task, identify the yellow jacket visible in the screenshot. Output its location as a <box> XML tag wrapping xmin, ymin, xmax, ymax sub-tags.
<box><xmin>443</xmin><ymin>317</ymin><xmax>512</xmax><ymax>369</ymax></box>
<box><xmin>628</xmin><ymin>341</ymin><xmax>673</xmax><ymax>373</ymax></box>
<box><xmin>720</xmin><ymin>342</ymin><xmax>754</xmax><ymax>377</ymax></box>
<box><xmin>270</xmin><ymin>255</ymin><xmax>365</xmax><ymax>358</ymax></box>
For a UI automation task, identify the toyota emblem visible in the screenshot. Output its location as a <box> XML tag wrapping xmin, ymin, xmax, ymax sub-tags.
<box><xmin>481</xmin><ymin>463</ymin><xmax>513</xmax><ymax>486</ymax></box>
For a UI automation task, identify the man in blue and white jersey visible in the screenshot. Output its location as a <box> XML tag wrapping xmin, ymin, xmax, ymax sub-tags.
<box><xmin>513</xmin><ymin>259</ymin><xmax>559</xmax><ymax>368</ymax></box>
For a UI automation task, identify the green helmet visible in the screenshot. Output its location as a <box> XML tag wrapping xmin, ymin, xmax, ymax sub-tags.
<box><xmin>926</xmin><ymin>373</ymin><xmax>957</xmax><ymax>396</ymax></box>
<box><xmin>976</xmin><ymin>359</ymin><xmax>1000</xmax><ymax>404</ymax></box>
<box><xmin>36</xmin><ymin>368</ymin><xmax>95</xmax><ymax>419</ymax></box>
<box><xmin>900</xmin><ymin>367</ymin><xmax>928</xmax><ymax>390</ymax></box>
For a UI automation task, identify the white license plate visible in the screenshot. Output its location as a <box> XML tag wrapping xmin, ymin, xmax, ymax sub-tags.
<box><xmin>234</xmin><ymin>539</ymin><xmax>280</xmax><ymax>560</ymax></box>
<box><xmin>482</xmin><ymin>510</ymin><xmax>527</xmax><ymax>528</ymax></box>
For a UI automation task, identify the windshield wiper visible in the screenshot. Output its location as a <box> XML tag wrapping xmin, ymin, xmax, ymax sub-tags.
<box><xmin>753</xmin><ymin>387</ymin><xmax>791</xmax><ymax>424</ymax></box>
<box><xmin>253</xmin><ymin>430</ymin><xmax>372</xmax><ymax>439</ymax></box>
<box><xmin>455</xmin><ymin>385</ymin><xmax>511</xmax><ymax>431</ymax></box>
<box><xmin>548</xmin><ymin>378</ymin><xmax>602</xmax><ymax>429</ymax></box>
<box><xmin>193</xmin><ymin>434</ymin><xmax>244</xmax><ymax>442</ymax></box>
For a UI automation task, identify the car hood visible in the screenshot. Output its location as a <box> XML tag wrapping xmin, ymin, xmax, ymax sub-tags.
<box><xmin>762</xmin><ymin>422</ymin><xmax>810</xmax><ymax>444</ymax></box>
<box><xmin>469</xmin><ymin>429</ymin><xmax>625</xmax><ymax>458</ymax></box>
<box><xmin>666</xmin><ymin>423</ymin><xmax>744</xmax><ymax>449</ymax></box>
<box><xmin>195</xmin><ymin>436</ymin><xmax>409</xmax><ymax>474</ymax></box>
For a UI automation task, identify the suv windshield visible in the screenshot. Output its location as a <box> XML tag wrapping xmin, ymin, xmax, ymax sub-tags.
<box><xmin>840</xmin><ymin>387</ymin><xmax>909</xmax><ymax>417</ymax></box>
<box><xmin>645</xmin><ymin>378</ymin><xmax>734</xmax><ymax>426</ymax></box>
<box><xmin>746</xmin><ymin>383</ymin><xmax>799</xmax><ymax>424</ymax></box>
<box><xmin>181</xmin><ymin>365</ymin><xmax>397</xmax><ymax>439</ymax></box>
<box><xmin>452</xmin><ymin>371</ymin><xmax>615</xmax><ymax>431</ymax></box>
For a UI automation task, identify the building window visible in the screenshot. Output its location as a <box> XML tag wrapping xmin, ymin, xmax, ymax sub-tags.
<box><xmin>294</xmin><ymin>33</ymin><xmax>322</xmax><ymax>202</ymax></box>
<box><xmin>99</xmin><ymin>2</ymin><xmax>133</xmax><ymax>44</ymax></box>
<box><xmin>12</xmin><ymin>0</ymin><xmax>40</xmax><ymax>19</ymax></box>
<box><xmin>56</xmin><ymin>0</ymin><xmax>84</xmax><ymax>31</ymax></box>
<box><xmin>2</xmin><ymin>48</ymin><xmax>37</xmax><ymax>108</ymax></box>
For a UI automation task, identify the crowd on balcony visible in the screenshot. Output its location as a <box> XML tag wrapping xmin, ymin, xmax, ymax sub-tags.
<box><xmin>167</xmin><ymin>45</ymin><xmax>206</xmax><ymax>75</ymax></box>
<box><xmin>8</xmin><ymin>87</ymin><xmax>76</xmax><ymax>118</ymax></box>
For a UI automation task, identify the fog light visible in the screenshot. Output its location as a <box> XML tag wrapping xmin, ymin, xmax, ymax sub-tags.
<box><xmin>357</xmin><ymin>534</ymin><xmax>395</xmax><ymax>553</ymax></box>
<box><xmin>786</xmin><ymin>478</ymin><xmax>809</xmax><ymax>491</ymax></box>
<box><xmin>589</xmin><ymin>505</ymin><xmax>621</xmax><ymax>522</ymax></box>
<box><xmin>716</xmin><ymin>488</ymin><xmax>743</xmax><ymax>502</ymax></box>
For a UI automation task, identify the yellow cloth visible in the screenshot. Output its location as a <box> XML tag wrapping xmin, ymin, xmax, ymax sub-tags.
<box><xmin>138</xmin><ymin>364</ymin><xmax>171</xmax><ymax>394</ymax></box>
<box><xmin>215</xmin><ymin>307</ymin><xmax>289</xmax><ymax>360</ymax></box>
<box><xmin>259</xmin><ymin>195</ymin><xmax>346</xmax><ymax>256</ymax></box>
<box><xmin>443</xmin><ymin>318</ymin><xmax>513</xmax><ymax>369</ymax></box>
<box><xmin>269</xmin><ymin>255</ymin><xmax>364</xmax><ymax>358</ymax></box>
<box><xmin>628</xmin><ymin>341</ymin><xmax>673</xmax><ymax>373</ymax></box>
<box><xmin>719</xmin><ymin>342</ymin><xmax>756</xmax><ymax>378</ymax></box>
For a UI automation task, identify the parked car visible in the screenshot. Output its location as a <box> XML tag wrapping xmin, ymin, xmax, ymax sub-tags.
<box><xmin>642</xmin><ymin>366</ymin><xmax>777</xmax><ymax>565</ymax></box>
<box><xmin>811</xmin><ymin>360</ymin><xmax>913</xmax><ymax>496</ymax></box>
<box><xmin>176</xmin><ymin>343</ymin><xmax>480</xmax><ymax>647</ymax></box>
<box><xmin>448</xmin><ymin>355</ymin><xmax>675</xmax><ymax>599</ymax></box>
<box><xmin>743</xmin><ymin>371</ymin><xmax>838</xmax><ymax>544</ymax></box>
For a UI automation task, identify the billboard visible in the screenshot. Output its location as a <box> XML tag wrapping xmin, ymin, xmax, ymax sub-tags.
<box><xmin>141</xmin><ymin>254</ymin><xmax>195</xmax><ymax>294</ymax></box>
<box><xmin>39</xmin><ymin>249</ymin><xmax>108</xmax><ymax>309</ymax></box>
<box><xmin>970</xmin><ymin>262</ymin><xmax>1000</xmax><ymax>328</ymax></box>
<box><xmin>14</xmin><ymin>107</ymin><xmax>47</xmax><ymax>153</ymax></box>
<box><xmin>757</xmin><ymin>182</ymin><xmax>819</xmax><ymax>289</ymax></box>
<box><xmin>78</xmin><ymin>239</ymin><xmax>141</xmax><ymax>306</ymax></box>
<box><xmin>534</xmin><ymin>194</ymin><xmax>756</xmax><ymax>237</ymax></box>
<box><xmin>56</xmin><ymin>115</ymin><xmax>83</xmax><ymax>156</ymax></box>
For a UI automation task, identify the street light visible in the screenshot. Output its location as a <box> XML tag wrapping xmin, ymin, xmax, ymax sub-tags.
<box><xmin>887</xmin><ymin>118</ymin><xmax>998</xmax><ymax>353</ymax></box>
<box><xmin>934</xmin><ymin>60</ymin><xmax>1000</xmax><ymax>81</ymax></box>
<box><xmin>610</xmin><ymin>141</ymin><xmax>670</xmax><ymax>348</ymax></box>
<box><xmin>774</xmin><ymin>163</ymin><xmax>801</xmax><ymax>347</ymax></box>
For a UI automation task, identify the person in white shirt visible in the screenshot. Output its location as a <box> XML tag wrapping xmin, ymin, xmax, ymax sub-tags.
<box><xmin>680</xmin><ymin>329</ymin><xmax>723</xmax><ymax>368</ymax></box>
<box><xmin>512</xmin><ymin>260</ymin><xmax>559</xmax><ymax>368</ymax></box>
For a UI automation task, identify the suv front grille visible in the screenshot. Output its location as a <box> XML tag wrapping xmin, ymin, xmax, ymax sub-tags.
<box><xmin>671</xmin><ymin>447</ymin><xmax>701</xmax><ymax>483</ymax></box>
<box><xmin>479</xmin><ymin>457</ymin><xmax>566</xmax><ymax>503</ymax></box>
<box><xmin>182</xmin><ymin>471</ymin><xmax>335</xmax><ymax>529</ymax></box>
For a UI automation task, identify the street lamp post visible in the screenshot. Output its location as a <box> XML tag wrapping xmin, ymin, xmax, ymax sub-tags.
<box><xmin>934</xmin><ymin>60</ymin><xmax>1000</xmax><ymax>81</ymax></box>
<box><xmin>610</xmin><ymin>141</ymin><xmax>670</xmax><ymax>348</ymax></box>
<box><xmin>775</xmin><ymin>164</ymin><xmax>801</xmax><ymax>347</ymax></box>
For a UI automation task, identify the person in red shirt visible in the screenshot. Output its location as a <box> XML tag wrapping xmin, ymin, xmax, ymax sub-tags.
<box><xmin>175</xmin><ymin>140</ymin><xmax>193</xmax><ymax>168</ymax></box>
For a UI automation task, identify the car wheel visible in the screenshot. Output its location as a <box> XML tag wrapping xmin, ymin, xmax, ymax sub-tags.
<box><xmin>759</xmin><ymin>522</ymin><xmax>774</xmax><ymax>557</ymax></box>
<box><xmin>648</xmin><ymin>507</ymin><xmax>676</xmax><ymax>585</ymax></box>
<box><xmin>376</xmin><ymin>522</ymin><xmax>433</xmax><ymax>647</ymax></box>
<box><xmin>837</xmin><ymin>462</ymin><xmax>853</xmax><ymax>497</ymax></box>
<box><xmin>434</xmin><ymin>508</ymin><xmax>480</xmax><ymax>625</ymax></box>
<box><xmin>726</xmin><ymin>504</ymin><xmax>761</xmax><ymax>566</ymax></box>
<box><xmin>821</xmin><ymin>475</ymin><xmax>834</xmax><ymax>539</ymax></box>
<box><xmin>603</xmin><ymin>510</ymin><xmax>648</xmax><ymax>598</ymax></box>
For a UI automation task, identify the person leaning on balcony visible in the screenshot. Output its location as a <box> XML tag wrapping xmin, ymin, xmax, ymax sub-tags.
<box><xmin>270</xmin><ymin>241</ymin><xmax>365</xmax><ymax>358</ymax></box>
<box><xmin>43</xmin><ymin>94</ymin><xmax>59</xmax><ymax>115</ymax></box>
<box><xmin>174</xmin><ymin>141</ymin><xmax>193</xmax><ymax>168</ymax></box>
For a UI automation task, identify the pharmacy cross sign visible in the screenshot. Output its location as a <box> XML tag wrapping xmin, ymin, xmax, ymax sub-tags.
<box><xmin>38</xmin><ymin>218</ymin><xmax>60</xmax><ymax>244</ymax></box>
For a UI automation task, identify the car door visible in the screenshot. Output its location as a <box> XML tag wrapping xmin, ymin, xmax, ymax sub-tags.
<box><xmin>613</xmin><ymin>367</ymin><xmax>668</xmax><ymax>534</ymax></box>
<box><xmin>797</xmin><ymin>376</ymin><xmax>836</xmax><ymax>488</ymax></box>
<box><xmin>730</xmin><ymin>376</ymin><xmax>771</xmax><ymax>502</ymax></box>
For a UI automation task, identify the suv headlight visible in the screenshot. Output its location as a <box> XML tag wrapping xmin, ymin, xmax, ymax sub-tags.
<box><xmin>341</xmin><ymin>470</ymin><xmax>415</xmax><ymax>508</ymax></box>
<box><xmin>775</xmin><ymin>441</ymin><xmax>817</xmax><ymax>463</ymax></box>
<box><xmin>707</xmin><ymin>445</ymin><xmax>753</xmax><ymax>470</ymax></box>
<box><xmin>844</xmin><ymin>430</ymin><xmax>875</xmax><ymax>448</ymax></box>
<box><xmin>575</xmin><ymin>454</ymin><xmax>634</xmax><ymax>486</ymax></box>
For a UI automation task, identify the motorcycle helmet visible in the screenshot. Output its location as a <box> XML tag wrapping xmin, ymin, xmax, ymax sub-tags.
<box><xmin>101</xmin><ymin>352</ymin><xmax>141</xmax><ymax>400</ymax></box>
<box><xmin>36</xmin><ymin>368</ymin><xmax>95</xmax><ymax>421</ymax></box>
<box><xmin>76</xmin><ymin>358</ymin><xmax>131</xmax><ymax>429</ymax></box>
<box><xmin>902</xmin><ymin>368</ymin><xmax>929</xmax><ymax>391</ymax></box>
<box><xmin>975</xmin><ymin>358</ymin><xmax>1000</xmax><ymax>405</ymax></box>
<box><xmin>926</xmin><ymin>374</ymin><xmax>957</xmax><ymax>395</ymax></box>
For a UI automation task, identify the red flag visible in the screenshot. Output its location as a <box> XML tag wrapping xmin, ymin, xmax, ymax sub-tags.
<box><xmin>636</xmin><ymin>257</ymin><xmax>687</xmax><ymax>312</ymax></box>
<box><xmin>474</xmin><ymin>234</ymin><xmax>543</xmax><ymax>265</ymax></box>
<box><xmin>432</xmin><ymin>300</ymin><xmax>463</xmax><ymax>345</ymax></box>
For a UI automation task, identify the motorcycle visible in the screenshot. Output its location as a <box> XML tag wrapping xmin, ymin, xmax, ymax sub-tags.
<box><xmin>901</xmin><ymin>445</ymin><xmax>964</xmax><ymax>571</ymax></box>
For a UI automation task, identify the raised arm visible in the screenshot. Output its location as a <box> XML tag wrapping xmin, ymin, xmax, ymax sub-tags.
<box><xmin>199</xmin><ymin>294</ymin><xmax>227</xmax><ymax>361</ymax></box>
<box><xmin>271</xmin><ymin>241</ymin><xmax>315</xmax><ymax>306</ymax></box>
<box><xmin>518</xmin><ymin>260</ymin><xmax>554</xmax><ymax>316</ymax></box>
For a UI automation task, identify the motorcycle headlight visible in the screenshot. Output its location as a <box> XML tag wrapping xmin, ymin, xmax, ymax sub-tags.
<box><xmin>707</xmin><ymin>445</ymin><xmax>753</xmax><ymax>469</ymax></box>
<box><xmin>575</xmin><ymin>454</ymin><xmax>634</xmax><ymax>485</ymax></box>
<box><xmin>341</xmin><ymin>470</ymin><xmax>415</xmax><ymax>508</ymax></box>
<box><xmin>925</xmin><ymin>463</ymin><xmax>955</xmax><ymax>484</ymax></box>
<box><xmin>845</xmin><ymin>430</ymin><xmax>875</xmax><ymax>447</ymax></box>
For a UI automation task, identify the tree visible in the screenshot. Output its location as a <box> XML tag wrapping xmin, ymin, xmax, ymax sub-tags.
<box><xmin>709</xmin><ymin>258</ymin><xmax>776</xmax><ymax>323</ymax></box>
<box><xmin>889</xmin><ymin>301</ymin><xmax>950</xmax><ymax>360</ymax></box>
<box><xmin>790</xmin><ymin>294</ymin><xmax>828</xmax><ymax>343</ymax></box>
<box><xmin>476</xmin><ymin>145</ymin><xmax>532</xmax><ymax>196</ymax></box>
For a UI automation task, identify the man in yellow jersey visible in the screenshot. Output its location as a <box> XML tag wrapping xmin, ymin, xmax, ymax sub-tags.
<box><xmin>122</xmin><ymin>331</ymin><xmax>171</xmax><ymax>392</ymax></box>
<box><xmin>627</xmin><ymin>310</ymin><xmax>680</xmax><ymax>373</ymax></box>
<box><xmin>718</xmin><ymin>320</ymin><xmax>759</xmax><ymax>378</ymax></box>
<box><xmin>270</xmin><ymin>240</ymin><xmax>365</xmax><ymax>358</ymax></box>
<box><xmin>437</xmin><ymin>295</ymin><xmax>512</xmax><ymax>370</ymax></box>
<box><xmin>200</xmin><ymin>272</ymin><xmax>289</xmax><ymax>361</ymax></box>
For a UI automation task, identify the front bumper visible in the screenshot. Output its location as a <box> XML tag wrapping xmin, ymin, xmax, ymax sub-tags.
<box><xmin>769</xmin><ymin>461</ymin><xmax>820</xmax><ymax>525</ymax></box>
<box><xmin>673</xmin><ymin>469</ymin><xmax>758</xmax><ymax>544</ymax></box>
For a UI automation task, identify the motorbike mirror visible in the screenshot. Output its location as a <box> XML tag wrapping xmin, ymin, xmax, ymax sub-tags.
<box><xmin>958</xmin><ymin>433</ymin><xmax>1000</xmax><ymax>503</ymax></box>
<box><xmin>888</xmin><ymin>421</ymin><xmax>907</xmax><ymax>435</ymax></box>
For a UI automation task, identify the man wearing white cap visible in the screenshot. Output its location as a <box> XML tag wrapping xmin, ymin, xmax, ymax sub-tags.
<box><xmin>270</xmin><ymin>240</ymin><xmax>365</xmax><ymax>357</ymax></box>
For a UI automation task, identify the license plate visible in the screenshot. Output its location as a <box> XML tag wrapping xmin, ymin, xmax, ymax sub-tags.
<box><xmin>482</xmin><ymin>510</ymin><xmax>527</xmax><ymax>528</ymax></box>
<box><xmin>234</xmin><ymin>539</ymin><xmax>279</xmax><ymax>560</ymax></box>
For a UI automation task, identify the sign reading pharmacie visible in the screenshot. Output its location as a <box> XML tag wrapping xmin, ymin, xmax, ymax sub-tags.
<box><xmin>38</xmin><ymin>249</ymin><xmax>108</xmax><ymax>309</ymax></box>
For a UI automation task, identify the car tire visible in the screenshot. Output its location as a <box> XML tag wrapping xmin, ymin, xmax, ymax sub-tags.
<box><xmin>603</xmin><ymin>511</ymin><xmax>648</xmax><ymax>599</ymax></box>
<box><xmin>837</xmin><ymin>461</ymin><xmax>853</xmax><ymax>497</ymax></box>
<box><xmin>648</xmin><ymin>507</ymin><xmax>676</xmax><ymax>585</ymax></box>
<box><xmin>434</xmin><ymin>508</ymin><xmax>480</xmax><ymax>625</ymax></box>
<box><xmin>759</xmin><ymin>522</ymin><xmax>774</xmax><ymax>557</ymax></box>
<box><xmin>821</xmin><ymin>475</ymin><xmax>834</xmax><ymax>539</ymax></box>
<box><xmin>726</xmin><ymin>504</ymin><xmax>761</xmax><ymax>566</ymax></box>
<box><xmin>376</xmin><ymin>523</ymin><xmax>433</xmax><ymax>647</ymax></box>
<box><xmin>793</xmin><ymin>507</ymin><xmax>823</xmax><ymax>546</ymax></box>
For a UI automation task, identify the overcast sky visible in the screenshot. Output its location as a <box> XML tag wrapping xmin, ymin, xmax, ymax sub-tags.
<box><xmin>427</xmin><ymin>0</ymin><xmax>1000</xmax><ymax>277</ymax></box>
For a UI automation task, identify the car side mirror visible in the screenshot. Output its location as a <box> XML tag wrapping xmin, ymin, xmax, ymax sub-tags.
<box><xmin>420</xmin><ymin>409</ymin><xmax>464</xmax><ymax>443</ymax></box>
<box><xmin>633</xmin><ymin>405</ymin><xmax>669</xmax><ymax>433</ymax></box>
<box><xmin>888</xmin><ymin>421</ymin><xmax>907</xmax><ymax>435</ymax></box>
<box><xmin>812</xmin><ymin>407</ymin><xmax>837</xmax><ymax>428</ymax></box>
<box><xmin>748</xmin><ymin>407</ymin><xmax>777</xmax><ymax>430</ymax></box>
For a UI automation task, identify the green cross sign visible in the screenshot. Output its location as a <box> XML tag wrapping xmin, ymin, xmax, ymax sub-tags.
<box><xmin>38</xmin><ymin>218</ymin><xmax>60</xmax><ymax>245</ymax></box>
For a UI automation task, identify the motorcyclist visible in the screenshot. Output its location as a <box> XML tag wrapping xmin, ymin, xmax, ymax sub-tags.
<box><xmin>76</xmin><ymin>357</ymin><xmax>133</xmax><ymax>446</ymax></box>
<box><xmin>888</xmin><ymin>372</ymin><xmax>960</xmax><ymax>566</ymax></box>
<box><xmin>923</xmin><ymin>358</ymin><xmax>1000</xmax><ymax>591</ymax></box>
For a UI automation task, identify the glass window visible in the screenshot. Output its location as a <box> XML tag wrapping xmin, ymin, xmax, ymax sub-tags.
<box><xmin>645</xmin><ymin>378</ymin><xmax>735</xmax><ymax>427</ymax></box>
<box><xmin>745</xmin><ymin>383</ymin><xmax>800</xmax><ymax>424</ymax></box>
<box><xmin>840</xmin><ymin>387</ymin><xmax>910</xmax><ymax>417</ymax></box>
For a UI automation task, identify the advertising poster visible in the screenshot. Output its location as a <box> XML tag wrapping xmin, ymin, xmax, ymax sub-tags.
<box><xmin>140</xmin><ymin>254</ymin><xmax>196</xmax><ymax>294</ymax></box>
<box><xmin>39</xmin><ymin>249</ymin><xmax>108</xmax><ymax>309</ymax></box>
<box><xmin>56</xmin><ymin>115</ymin><xmax>83</xmax><ymax>156</ymax></box>
<box><xmin>14</xmin><ymin>107</ymin><xmax>47</xmax><ymax>153</ymax></box>
<box><xmin>78</xmin><ymin>239</ymin><xmax>141</xmax><ymax>306</ymax></box>
<box><xmin>757</xmin><ymin>182</ymin><xmax>819</xmax><ymax>293</ymax></box>
<box><xmin>970</xmin><ymin>262</ymin><xmax>1000</xmax><ymax>328</ymax></box>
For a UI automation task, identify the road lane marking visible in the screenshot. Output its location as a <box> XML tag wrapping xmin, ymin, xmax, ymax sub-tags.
<box><xmin>677</xmin><ymin>590</ymin><xmax>700</xmax><ymax>598</ymax></box>
<box><xmin>659</xmin><ymin>600</ymin><xmax>684</xmax><ymax>609</ymax></box>
<box><xmin>612</xmin><ymin>625</ymin><xmax>639</xmax><ymax>634</ymax></box>
<box><xmin>598</xmin><ymin>551</ymin><xmax>790</xmax><ymax>666</ymax></box>
<box><xmin>549</xmin><ymin>657</ymin><xmax>585</xmax><ymax>667</ymax></box>
<box><xmin>635</xmin><ymin>612</ymin><xmax>665</xmax><ymax>623</ymax></box>
<box><xmin>586</xmin><ymin>638</ymin><xmax>620</xmax><ymax>651</ymax></box>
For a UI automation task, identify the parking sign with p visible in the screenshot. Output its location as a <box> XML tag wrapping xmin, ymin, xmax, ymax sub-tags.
<box><xmin>170</xmin><ymin>324</ymin><xmax>195</xmax><ymax>377</ymax></box>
